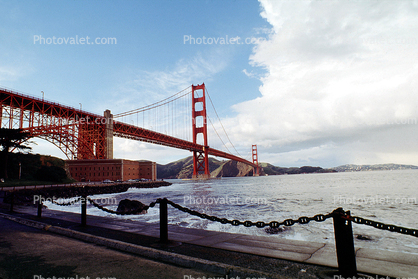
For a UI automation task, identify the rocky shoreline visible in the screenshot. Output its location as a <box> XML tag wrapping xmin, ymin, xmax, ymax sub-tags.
<box><xmin>1</xmin><ymin>181</ymin><xmax>172</xmax><ymax>205</ymax></box>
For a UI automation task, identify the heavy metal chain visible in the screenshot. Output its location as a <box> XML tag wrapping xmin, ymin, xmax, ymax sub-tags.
<box><xmin>165</xmin><ymin>199</ymin><xmax>333</xmax><ymax>228</ymax></box>
<box><xmin>63</xmin><ymin>196</ymin><xmax>418</xmax><ymax>237</ymax></box>
<box><xmin>87</xmin><ymin>197</ymin><xmax>158</xmax><ymax>215</ymax></box>
<box><xmin>351</xmin><ymin>215</ymin><xmax>418</xmax><ymax>237</ymax></box>
<box><xmin>332</xmin><ymin>208</ymin><xmax>418</xmax><ymax>237</ymax></box>
<box><xmin>167</xmin><ymin>200</ymin><xmax>418</xmax><ymax>236</ymax></box>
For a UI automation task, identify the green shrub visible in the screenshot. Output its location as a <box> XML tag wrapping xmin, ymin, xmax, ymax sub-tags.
<box><xmin>34</xmin><ymin>166</ymin><xmax>67</xmax><ymax>182</ymax></box>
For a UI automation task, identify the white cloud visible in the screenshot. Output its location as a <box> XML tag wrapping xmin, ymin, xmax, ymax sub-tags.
<box><xmin>105</xmin><ymin>50</ymin><xmax>229</xmax><ymax>115</ymax></box>
<box><xmin>28</xmin><ymin>49</ymin><xmax>231</xmax><ymax>163</ymax></box>
<box><xmin>28</xmin><ymin>138</ymin><xmax>69</xmax><ymax>160</ymax></box>
<box><xmin>0</xmin><ymin>67</ymin><xmax>19</xmax><ymax>82</ymax></box>
<box><xmin>226</xmin><ymin>0</ymin><xmax>418</xmax><ymax>166</ymax></box>
<box><xmin>97</xmin><ymin>50</ymin><xmax>231</xmax><ymax>163</ymax></box>
<box><xmin>0</xmin><ymin>62</ymin><xmax>34</xmax><ymax>85</ymax></box>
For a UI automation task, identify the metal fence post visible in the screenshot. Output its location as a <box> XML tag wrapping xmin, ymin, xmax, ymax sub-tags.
<box><xmin>160</xmin><ymin>198</ymin><xmax>168</xmax><ymax>243</ymax></box>
<box><xmin>37</xmin><ymin>195</ymin><xmax>42</xmax><ymax>218</ymax></box>
<box><xmin>9</xmin><ymin>192</ymin><xmax>14</xmax><ymax>212</ymax></box>
<box><xmin>332</xmin><ymin>207</ymin><xmax>357</xmax><ymax>277</ymax></box>
<box><xmin>81</xmin><ymin>195</ymin><xmax>87</xmax><ymax>226</ymax></box>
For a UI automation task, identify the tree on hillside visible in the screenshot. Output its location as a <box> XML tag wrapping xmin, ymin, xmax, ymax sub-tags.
<box><xmin>0</xmin><ymin>128</ymin><xmax>32</xmax><ymax>179</ymax></box>
<box><xmin>34</xmin><ymin>166</ymin><xmax>67</xmax><ymax>182</ymax></box>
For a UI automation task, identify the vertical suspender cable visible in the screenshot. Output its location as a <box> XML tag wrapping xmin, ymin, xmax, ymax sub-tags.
<box><xmin>205</xmin><ymin>86</ymin><xmax>241</xmax><ymax>157</ymax></box>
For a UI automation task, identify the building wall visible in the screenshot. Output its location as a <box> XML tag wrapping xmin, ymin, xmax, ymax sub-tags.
<box><xmin>122</xmin><ymin>160</ymin><xmax>140</xmax><ymax>181</ymax></box>
<box><xmin>138</xmin><ymin>161</ymin><xmax>157</xmax><ymax>180</ymax></box>
<box><xmin>66</xmin><ymin>159</ymin><xmax>157</xmax><ymax>182</ymax></box>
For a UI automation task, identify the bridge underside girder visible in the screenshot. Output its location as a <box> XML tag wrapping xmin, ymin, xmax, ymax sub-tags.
<box><xmin>0</xmin><ymin>88</ymin><xmax>110</xmax><ymax>160</ymax></box>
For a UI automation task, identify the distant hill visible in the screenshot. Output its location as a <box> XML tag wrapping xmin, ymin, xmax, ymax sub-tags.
<box><xmin>211</xmin><ymin>160</ymin><xmax>256</xmax><ymax>177</ymax></box>
<box><xmin>260</xmin><ymin>162</ymin><xmax>336</xmax><ymax>175</ymax></box>
<box><xmin>331</xmin><ymin>163</ymin><xmax>418</xmax><ymax>172</ymax></box>
<box><xmin>156</xmin><ymin>156</ymin><xmax>224</xmax><ymax>179</ymax></box>
<box><xmin>157</xmin><ymin>157</ymin><xmax>336</xmax><ymax>179</ymax></box>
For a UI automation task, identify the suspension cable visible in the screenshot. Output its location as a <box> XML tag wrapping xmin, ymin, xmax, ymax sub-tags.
<box><xmin>205</xmin><ymin>86</ymin><xmax>242</xmax><ymax>157</ymax></box>
<box><xmin>113</xmin><ymin>86</ymin><xmax>192</xmax><ymax>118</ymax></box>
<box><xmin>208</xmin><ymin>116</ymin><xmax>232</xmax><ymax>154</ymax></box>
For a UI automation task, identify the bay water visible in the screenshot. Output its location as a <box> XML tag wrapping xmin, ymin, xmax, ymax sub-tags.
<box><xmin>45</xmin><ymin>170</ymin><xmax>418</xmax><ymax>254</ymax></box>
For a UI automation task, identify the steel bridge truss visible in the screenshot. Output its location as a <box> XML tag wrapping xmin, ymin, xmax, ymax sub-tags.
<box><xmin>0</xmin><ymin>88</ymin><xmax>109</xmax><ymax>160</ymax></box>
<box><xmin>0</xmin><ymin>86</ymin><xmax>259</xmax><ymax>177</ymax></box>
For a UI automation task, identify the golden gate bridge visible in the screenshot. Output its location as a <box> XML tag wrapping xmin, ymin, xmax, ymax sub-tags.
<box><xmin>0</xmin><ymin>83</ymin><xmax>260</xmax><ymax>178</ymax></box>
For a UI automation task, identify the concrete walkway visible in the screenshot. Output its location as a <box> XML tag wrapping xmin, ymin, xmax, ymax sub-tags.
<box><xmin>3</xmin><ymin>205</ymin><xmax>418</xmax><ymax>278</ymax></box>
<box><xmin>0</xmin><ymin>217</ymin><xmax>223</xmax><ymax>279</ymax></box>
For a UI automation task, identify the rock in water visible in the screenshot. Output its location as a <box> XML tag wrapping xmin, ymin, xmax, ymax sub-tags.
<box><xmin>356</xmin><ymin>234</ymin><xmax>373</xmax><ymax>241</ymax></box>
<box><xmin>116</xmin><ymin>199</ymin><xmax>147</xmax><ymax>214</ymax></box>
<box><xmin>264</xmin><ymin>226</ymin><xmax>289</xmax><ymax>234</ymax></box>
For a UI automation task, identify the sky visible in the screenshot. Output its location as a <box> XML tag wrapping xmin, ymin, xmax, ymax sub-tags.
<box><xmin>1</xmin><ymin>0</ymin><xmax>418</xmax><ymax>168</ymax></box>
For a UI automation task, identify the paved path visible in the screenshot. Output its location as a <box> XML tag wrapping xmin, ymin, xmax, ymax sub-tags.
<box><xmin>2</xmin><ymin>205</ymin><xmax>418</xmax><ymax>278</ymax></box>
<box><xmin>0</xmin><ymin>217</ymin><xmax>222</xmax><ymax>279</ymax></box>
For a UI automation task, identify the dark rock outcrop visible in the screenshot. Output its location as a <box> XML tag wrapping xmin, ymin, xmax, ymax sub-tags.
<box><xmin>212</xmin><ymin>160</ymin><xmax>255</xmax><ymax>177</ymax></box>
<box><xmin>116</xmin><ymin>199</ymin><xmax>147</xmax><ymax>214</ymax></box>
<box><xmin>356</xmin><ymin>234</ymin><xmax>373</xmax><ymax>241</ymax></box>
<box><xmin>157</xmin><ymin>156</ymin><xmax>224</xmax><ymax>179</ymax></box>
<box><xmin>264</xmin><ymin>226</ymin><xmax>290</xmax><ymax>234</ymax></box>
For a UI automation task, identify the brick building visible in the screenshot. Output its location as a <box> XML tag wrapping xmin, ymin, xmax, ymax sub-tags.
<box><xmin>66</xmin><ymin>159</ymin><xmax>157</xmax><ymax>182</ymax></box>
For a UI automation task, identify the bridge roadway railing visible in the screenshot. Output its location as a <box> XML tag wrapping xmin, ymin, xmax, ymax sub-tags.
<box><xmin>0</xmin><ymin>87</ymin><xmax>103</xmax><ymax>121</ymax></box>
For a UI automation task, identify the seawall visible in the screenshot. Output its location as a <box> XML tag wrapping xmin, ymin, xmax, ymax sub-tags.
<box><xmin>0</xmin><ymin>180</ymin><xmax>172</xmax><ymax>204</ymax></box>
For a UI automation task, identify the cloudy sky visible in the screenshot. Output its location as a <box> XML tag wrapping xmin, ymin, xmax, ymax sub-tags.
<box><xmin>1</xmin><ymin>0</ymin><xmax>418</xmax><ymax>167</ymax></box>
